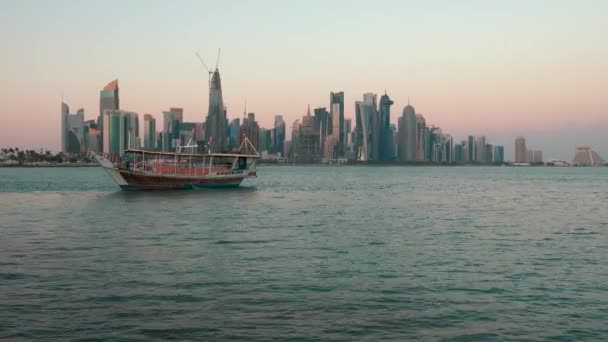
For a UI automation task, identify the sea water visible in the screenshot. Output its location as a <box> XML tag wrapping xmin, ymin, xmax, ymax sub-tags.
<box><xmin>1</xmin><ymin>166</ymin><xmax>607</xmax><ymax>341</ymax></box>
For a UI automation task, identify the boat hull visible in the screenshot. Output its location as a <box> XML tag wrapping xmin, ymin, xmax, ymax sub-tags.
<box><xmin>116</xmin><ymin>170</ymin><xmax>245</xmax><ymax>190</ymax></box>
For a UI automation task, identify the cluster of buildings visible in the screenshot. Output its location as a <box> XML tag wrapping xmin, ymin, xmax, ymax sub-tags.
<box><xmin>287</xmin><ymin>92</ymin><xmax>505</xmax><ymax>164</ymax></box>
<box><xmin>65</xmin><ymin>66</ymin><xmax>595</xmax><ymax>167</ymax></box>
<box><xmin>60</xmin><ymin>67</ymin><xmax>286</xmax><ymax>158</ymax></box>
<box><xmin>514</xmin><ymin>136</ymin><xmax>544</xmax><ymax>164</ymax></box>
<box><xmin>60</xmin><ymin>71</ymin><xmax>505</xmax><ymax>165</ymax></box>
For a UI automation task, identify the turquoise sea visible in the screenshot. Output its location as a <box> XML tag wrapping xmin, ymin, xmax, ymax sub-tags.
<box><xmin>1</xmin><ymin>166</ymin><xmax>607</xmax><ymax>341</ymax></box>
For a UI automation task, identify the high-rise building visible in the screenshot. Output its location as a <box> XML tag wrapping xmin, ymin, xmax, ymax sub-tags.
<box><xmin>378</xmin><ymin>92</ymin><xmax>394</xmax><ymax>161</ymax></box>
<box><xmin>313</xmin><ymin>107</ymin><xmax>329</xmax><ymax>157</ymax></box>
<box><xmin>330</xmin><ymin>91</ymin><xmax>344</xmax><ymax>156</ymax></box>
<box><xmin>274</xmin><ymin>115</ymin><xmax>285</xmax><ymax>156</ymax></box>
<box><xmin>442</xmin><ymin>135</ymin><xmax>453</xmax><ymax>163</ymax></box>
<box><xmin>61</xmin><ymin>102</ymin><xmax>68</xmax><ymax>153</ymax></box>
<box><xmin>475</xmin><ymin>136</ymin><xmax>486</xmax><ymax>163</ymax></box>
<box><xmin>83</xmin><ymin>120</ymin><xmax>100</xmax><ymax>153</ymax></box>
<box><xmin>532</xmin><ymin>150</ymin><xmax>543</xmax><ymax>163</ymax></box>
<box><xmin>415</xmin><ymin>114</ymin><xmax>427</xmax><ymax>161</ymax></box>
<box><xmin>292</xmin><ymin>107</ymin><xmax>320</xmax><ymax>163</ymax></box>
<box><xmin>515</xmin><ymin>136</ymin><xmax>527</xmax><ymax>163</ymax></box>
<box><xmin>355</xmin><ymin>93</ymin><xmax>377</xmax><ymax>161</ymax></box>
<box><xmin>103</xmin><ymin>110</ymin><xmax>139</xmax><ymax>155</ymax></box>
<box><xmin>493</xmin><ymin>145</ymin><xmax>505</xmax><ymax>163</ymax></box>
<box><xmin>343</xmin><ymin>118</ymin><xmax>352</xmax><ymax>153</ymax></box>
<box><xmin>259</xmin><ymin>127</ymin><xmax>272</xmax><ymax>154</ymax></box>
<box><xmin>99</xmin><ymin>79</ymin><xmax>119</xmax><ymax>151</ymax></box>
<box><xmin>485</xmin><ymin>143</ymin><xmax>493</xmax><ymax>164</ymax></box>
<box><xmin>454</xmin><ymin>143</ymin><xmax>464</xmax><ymax>162</ymax></box>
<box><xmin>143</xmin><ymin>114</ymin><xmax>156</xmax><ymax>150</ymax></box>
<box><xmin>61</xmin><ymin>102</ymin><xmax>85</xmax><ymax>154</ymax></box>
<box><xmin>325</xmin><ymin>102</ymin><xmax>341</xmax><ymax>159</ymax></box>
<box><xmin>228</xmin><ymin>118</ymin><xmax>241</xmax><ymax>151</ymax></box>
<box><xmin>239</xmin><ymin>113</ymin><xmax>260</xmax><ymax>152</ymax></box>
<box><xmin>162</xmin><ymin>108</ymin><xmax>183</xmax><ymax>152</ymax></box>
<box><xmin>398</xmin><ymin>104</ymin><xmax>416</xmax><ymax>161</ymax></box>
<box><xmin>467</xmin><ymin>136</ymin><xmax>475</xmax><ymax>162</ymax></box>
<box><xmin>526</xmin><ymin>149</ymin><xmax>534</xmax><ymax>163</ymax></box>
<box><xmin>204</xmin><ymin>69</ymin><xmax>227</xmax><ymax>151</ymax></box>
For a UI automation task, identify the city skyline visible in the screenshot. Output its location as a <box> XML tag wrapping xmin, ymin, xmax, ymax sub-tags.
<box><xmin>1</xmin><ymin>0</ymin><xmax>607</xmax><ymax>159</ymax></box>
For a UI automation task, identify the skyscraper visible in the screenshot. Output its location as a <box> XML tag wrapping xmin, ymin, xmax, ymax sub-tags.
<box><xmin>313</xmin><ymin>107</ymin><xmax>329</xmax><ymax>157</ymax></box>
<box><xmin>293</xmin><ymin>107</ymin><xmax>320</xmax><ymax>163</ymax></box>
<box><xmin>61</xmin><ymin>102</ymin><xmax>85</xmax><ymax>154</ymax></box>
<box><xmin>274</xmin><ymin>115</ymin><xmax>285</xmax><ymax>156</ymax></box>
<box><xmin>99</xmin><ymin>79</ymin><xmax>119</xmax><ymax>151</ymax></box>
<box><xmin>493</xmin><ymin>145</ymin><xmax>505</xmax><ymax>163</ymax></box>
<box><xmin>515</xmin><ymin>136</ymin><xmax>527</xmax><ymax>163</ymax></box>
<box><xmin>204</xmin><ymin>69</ymin><xmax>227</xmax><ymax>151</ymax></box>
<box><xmin>378</xmin><ymin>92</ymin><xmax>394</xmax><ymax>161</ymax></box>
<box><xmin>162</xmin><ymin>108</ymin><xmax>183</xmax><ymax>151</ymax></box>
<box><xmin>467</xmin><ymin>136</ymin><xmax>475</xmax><ymax>162</ymax></box>
<box><xmin>228</xmin><ymin>118</ymin><xmax>241</xmax><ymax>151</ymax></box>
<box><xmin>330</xmin><ymin>91</ymin><xmax>344</xmax><ymax>156</ymax></box>
<box><xmin>103</xmin><ymin>110</ymin><xmax>139</xmax><ymax>155</ymax></box>
<box><xmin>326</xmin><ymin>102</ymin><xmax>341</xmax><ymax>159</ymax></box>
<box><xmin>398</xmin><ymin>104</ymin><xmax>416</xmax><ymax>161</ymax></box>
<box><xmin>475</xmin><ymin>136</ymin><xmax>486</xmax><ymax>163</ymax></box>
<box><xmin>532</xmin><ymin>150</ymin><xmax>543</xmax><ymax>163</ymax></box>
<box><xmin>356</xmin><ymin>93</ymin><xmax>376</xmax><ymax>161</ymax></box>
<box><xmin>343</xmin><ymin>118</ymin><xmax>352</xmax><ymax>152</ymax></box>
<box><xmin>454</xmin><ymin>143</ymin><xmax>464</xmax><ymax>162</ymax></box>
<box><xmin>485</xmin><ymin>143</ymin><xmax>493</xmax><ymax>164</ymax></box>
<box><xmin>239</xmin><ymin>113</ymin><xmax>260</xmax><ymax>152</ymax></box>
<box><xmin>143</xmin><ymin>114</ymin><xmax>156</xmax><ymax>150</ymax></box>
<box><xmin>61</xmin><ymin>102</ymin><xmax>69</xmax><ymax>153</ymax></box>
<box><xmin>415</xmin><ymin>114</ymin><xmax>427</xmax><ymax>161</ymax></box>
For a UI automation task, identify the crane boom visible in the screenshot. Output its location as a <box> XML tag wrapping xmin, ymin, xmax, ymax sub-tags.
<box><xmin>195</xmin><ymin>52</ymin><xmax>212</xmax><ymax>73</ymax></box>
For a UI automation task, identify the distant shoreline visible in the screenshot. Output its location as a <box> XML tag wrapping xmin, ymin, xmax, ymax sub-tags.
<box><xmin>0</xmin><ymin>163</ymin><xmax>100</xmax><ymax>168</ymax></box>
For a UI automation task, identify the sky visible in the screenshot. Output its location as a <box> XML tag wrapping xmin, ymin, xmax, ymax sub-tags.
<box><xmin>0</xmin><ymin>0</ymin><xmax>607</xmax><ymax>159</ymax></box>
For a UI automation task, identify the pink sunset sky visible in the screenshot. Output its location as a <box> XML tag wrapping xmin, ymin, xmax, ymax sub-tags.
<box><xmin>1</xmin><ymin>0</ymin><xmax>606</xmax><ymax>159</ymax></box>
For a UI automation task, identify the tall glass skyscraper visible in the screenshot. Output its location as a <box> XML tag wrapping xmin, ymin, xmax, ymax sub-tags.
<box><xmin>467</xmin><ymin>135</ymin><xmax>475</xmax><ymax>162</ymax></box>
<box><xmin>103</xmin><ymin>110</ymin><xmax>139</xmax><ymax>155</ymax></box>
<box><xmin>143</xmin><ymin>114</ymin><xmax>156</xmax><ymax>150</ymax></box>
<box><xmin>204</xmin><ymin>69</ymin><xmax>227</xmax><ymax>151</ymax></box>
<box><xmin>378</xmin><ymin>92</ymin><xmax>394</xmax><ymax>161</ymax></box>
<box><xmin>398</xmin><ymin>104</ymin><xmax>416</xmax><ymax>161</ymax></box>
<box><xmin>330</xmin><ymin>91</ymin><xmax>344</xmax><ymax>156</ymax></box>
<box><xmin>493</xmin><ymin>145</ymin><xmax>504</xmax><ymax>163</ymax></box>
<box><xmin>99</xmin><ymin>79</ymin><xmax>119</xmax><ymax>151</ymax></box>
<box><xmin>61</xmin><ymin>102</ymin><xmax>85</xmax><ymax>154</ymax></box>
<box><xmin>274</xmin><ymin>115</ymin><xmax>285</xmax><ymax>156</ymax></box>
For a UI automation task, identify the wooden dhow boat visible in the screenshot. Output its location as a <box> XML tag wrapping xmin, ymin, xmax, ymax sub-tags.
<box><xmin>95</xmin><ymin>137</ymin><xmax>259</xmax><ymax>190</ymax></box>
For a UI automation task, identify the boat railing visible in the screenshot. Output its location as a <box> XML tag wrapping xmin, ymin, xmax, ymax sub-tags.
<box><xmin>128</xmin><ymin>160</ymin><xmax>240</xmax><ymax>177</ymax></box>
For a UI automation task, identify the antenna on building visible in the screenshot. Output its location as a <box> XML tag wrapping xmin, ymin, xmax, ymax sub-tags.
<box><xmin>244</xmin><ymin>98</ymin><xmax>247</xmax><ymax>118</ymax></box>
<box><xmin>215</xmin><ymin>48</ymin><xmax>221</xmax><ymax>70</ymax></box>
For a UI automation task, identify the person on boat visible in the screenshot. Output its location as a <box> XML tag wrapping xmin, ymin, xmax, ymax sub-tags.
<box><xmin>124</xmin><ymin>153</ymin><xmax>131</xmax><ymax>170</ymax></box>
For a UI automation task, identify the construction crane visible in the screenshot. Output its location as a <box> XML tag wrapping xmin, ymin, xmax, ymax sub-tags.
<box><xmin>195</xmin><ymin>52</ymin><xmax>213</xmax><ymax>90</ymax></box>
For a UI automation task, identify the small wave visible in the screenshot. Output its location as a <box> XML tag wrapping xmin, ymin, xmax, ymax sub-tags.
<box><xmin>215</xmin><ymin>239</ymin><xmax>285</xmax><ymax>245</ymax></box>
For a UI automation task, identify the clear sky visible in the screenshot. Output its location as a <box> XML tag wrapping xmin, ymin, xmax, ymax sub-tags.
<box><xmin>1</xmin><ymin>0</ymin><xmax>607</xmax><ymax>159</ymax></box>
